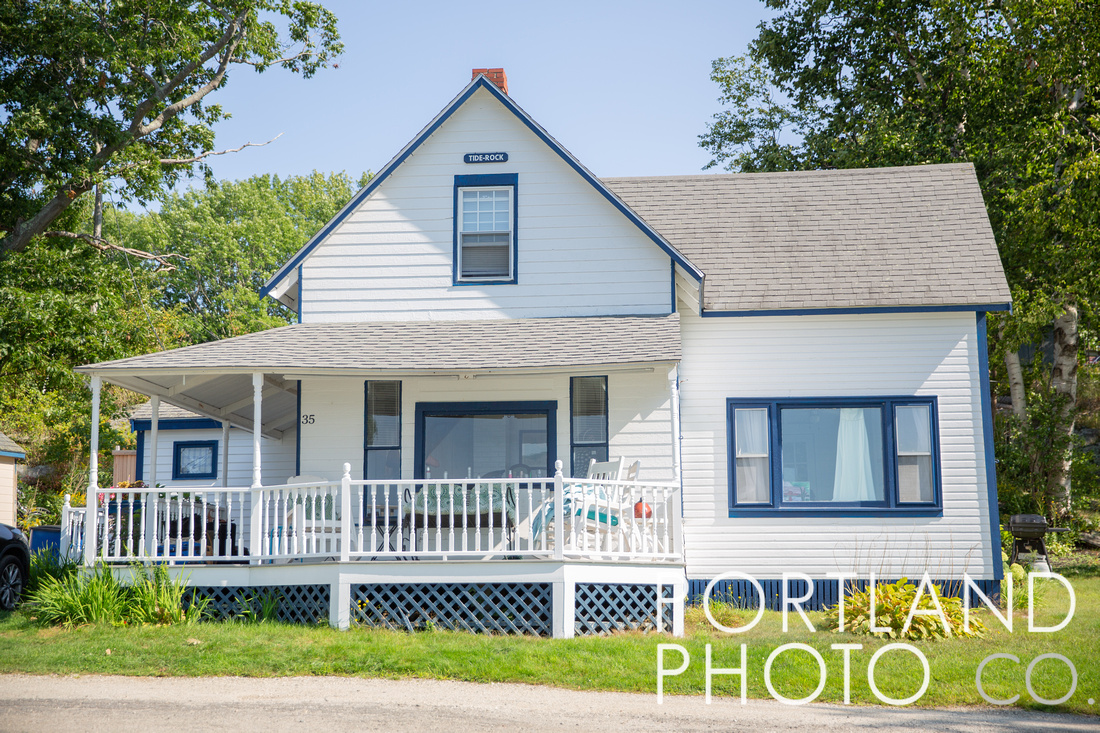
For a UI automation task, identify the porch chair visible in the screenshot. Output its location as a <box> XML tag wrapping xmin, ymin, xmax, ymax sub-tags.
<box><xmin>533</xmin><ymin>457</ymin><xmax>641</xmax><ymax>553</ymax></box>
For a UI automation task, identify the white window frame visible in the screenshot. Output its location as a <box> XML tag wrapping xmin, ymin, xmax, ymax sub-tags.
<box><xmin>457</xmin><ymin>185</ymin><xmax>514</xmax><ymax>282</ymax></box>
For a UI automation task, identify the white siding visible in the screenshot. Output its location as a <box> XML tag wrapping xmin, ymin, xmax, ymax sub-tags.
<box><xmin>300</xmin><ymin>86</ymin><xmax>672</xmax><ymax>322</ymax></box>
<box><xmin>298</xmin><ymin>370</ymin><xmax>675</xmax><ymax>482</ymax></box>
<box><xmin>140</xmin><ymin>427</ymin><xmax>296</xmax><ymax>489</ymax></box>
<box><xmin>678</xmin><ymin>309</ymin><xmax>996</xmax><ymax>581</ymax></box>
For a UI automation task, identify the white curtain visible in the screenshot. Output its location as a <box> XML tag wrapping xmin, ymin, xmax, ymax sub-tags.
<box><xmin>735</xmin><ymin>409</ymin><xmax>769</xmax><ymax>503</ymax></box>
<box><xmin>833</xmin><ymin>408</ymin><xmax>876</xmax><ymax>501</ymax></box>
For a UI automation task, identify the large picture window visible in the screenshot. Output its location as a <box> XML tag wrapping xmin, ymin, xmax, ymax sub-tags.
<box><xmin>727</xmin><ymin>397</ymin><xmax>940</xmax><ymax>515</ymax></box>
<box><xmin>415</xmin><ymin>401</ymin><xmax>556</xmax><ymax>479</ymax></box>
<box><xmin>453</xmin><ymin>173</ymin><xmax>518</xmax><ymax>284</ymax></box>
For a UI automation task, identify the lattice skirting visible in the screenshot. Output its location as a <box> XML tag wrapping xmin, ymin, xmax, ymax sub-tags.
<box><xmin>351</xmin><ymin>582</ymin><xmax>552</xmax><ymax>636</ymax></box>
<box><xmin>688</xmin><ymin>577</ymin><xmax>1001</xmax><ymax>611</ymax></box>
<box><xmin>574</xmin><ymin>583</ymin><xmax>674</xmax><ymax>635</ymax></box>
<box><xmin>186</xmin><ymin>584</ymin><xmax>330</xmax><ymax>625</ymax></box>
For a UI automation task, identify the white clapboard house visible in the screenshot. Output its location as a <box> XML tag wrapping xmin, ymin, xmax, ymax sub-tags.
<box><xmin>68</xmin><ymin>70</ymin><xmax>1011</xmax><ymax>636</ymax></box>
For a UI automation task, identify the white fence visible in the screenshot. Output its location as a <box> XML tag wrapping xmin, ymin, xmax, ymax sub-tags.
<box><xmin>62</xmin><ymin>462</ymin><xmax>683</xmax><ymax>566</ymax></box>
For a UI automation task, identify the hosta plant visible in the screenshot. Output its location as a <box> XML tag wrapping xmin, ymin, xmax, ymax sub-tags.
<box><xmin>823</xmin><ymin>578</ymin><xmax>986</xmax><ymax>640</ymax></box>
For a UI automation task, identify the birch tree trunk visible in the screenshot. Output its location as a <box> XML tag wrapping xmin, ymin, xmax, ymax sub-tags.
<box><xmin>1050</xmin><ymin>301</ymin><xmax>1078</xmax><ymax>507</ymax></box>
<box><xmin>1004</xmin><ymin>348</ymin><xmax>1027</xmax><ymax>422</ymax></box>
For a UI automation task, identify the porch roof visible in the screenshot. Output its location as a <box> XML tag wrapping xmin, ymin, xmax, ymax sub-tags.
<box><xmin>76</xmin><ymin>315</ymin><xmax>681</xmax><ymax>439</ymax></box>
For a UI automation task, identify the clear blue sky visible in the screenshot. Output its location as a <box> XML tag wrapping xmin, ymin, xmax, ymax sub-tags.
<box><xmin>192</xmin><ymin>0</ymin><xmax>774</xmax><ymax>188</ymax></box>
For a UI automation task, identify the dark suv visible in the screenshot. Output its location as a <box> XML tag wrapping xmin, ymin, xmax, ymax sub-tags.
<box><xmin>0</xmin><ymin>523</ymin><xmax>30</xmax><ymax>611</ymax></box>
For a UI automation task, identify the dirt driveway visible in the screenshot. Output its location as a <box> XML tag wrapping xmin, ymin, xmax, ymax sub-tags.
<box><xmin>1</xmin><ymin>674</ymin><xmax>1096</xmax><ymax>732</ymax></box>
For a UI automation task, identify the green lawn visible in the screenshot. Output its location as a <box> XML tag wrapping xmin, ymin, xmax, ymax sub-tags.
<box><xmin>1</xmin><ymin>555</ymin><xmax>1098</xmax><ymax>715</ymax></box>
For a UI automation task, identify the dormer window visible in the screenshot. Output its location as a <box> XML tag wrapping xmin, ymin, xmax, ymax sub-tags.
<box><xmin>454</xmin><ymin>173</ymin><xmax>518</xmax><ymax>284</ymax></box>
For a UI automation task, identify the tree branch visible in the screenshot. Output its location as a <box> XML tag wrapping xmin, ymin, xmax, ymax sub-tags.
<box><xmin>41</xmin><ymin>231</ymin><xmax>188</xmax><ymax>272</ymax></box>
<box><xmin>156</xmin><ymin>133</ymin><xmax>282</xmax><ymax>165</ymax></box>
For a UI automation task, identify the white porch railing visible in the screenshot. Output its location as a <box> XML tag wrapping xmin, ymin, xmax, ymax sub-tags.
<box><xmin>64</xmin><ymin>461</ymin><xmax>683</xmax><ymax>565</ymax></box>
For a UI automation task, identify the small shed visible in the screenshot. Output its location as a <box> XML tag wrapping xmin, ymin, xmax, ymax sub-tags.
<box><xmin>0</xmin><ymin>431</ymin><xmax>26</xmax><ymax>526</ymax></box>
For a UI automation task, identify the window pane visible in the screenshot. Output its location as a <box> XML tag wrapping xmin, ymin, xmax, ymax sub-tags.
<box><xmin>366</xmin><ymin>381</ymin><xmax>400</xmax><ymax>447</ymax></box>
<box><xmin>179</xmin><ymin>446</ymin><xmax>213</xmax><ymax>475</ymax></box>
<box><xmin>572</xmin><ymin>445</ymin><xmax>608</xmax><ymax>479</ymax></box>
<box><xmin>734</xmin><ymin>408</ymin><xmax>768</xmax><ymax>456</ymax></box>
<box><xmin>780</xmin><ymin>407</ymin><xmax>885</xmax><ymax>503</ymax></box>
<box><xmin>736</xmin><ymin>457</ymin><xmax>770</xmax><ymax>503</ymax></box>
<box><xmin>460</xmin><ymin>240</ymin><xmax>510</xmax><ymax>277</ymax></box>
<box><xmin>572</xmin><ymin>376</ymin><xmax>607</xmax><ymax>444</ymax></box>
<box><xmin>898</xmin><ymin>455</ymin><xmax>933</xmax><ymax>503</ymax></box>
<box><xmin>896</xmin><ymin>405</ymin><xmax>931</xmax><ymax>454</ymax></box>
<box><xmin>423</xmin><ymin>413</ymin><xmax>548</xmax><ymax>479</ymax></box>
<box><xmin>365</xmin><ymin>448</ymin><xmax>401</xmax><ymax>480</ymax></box>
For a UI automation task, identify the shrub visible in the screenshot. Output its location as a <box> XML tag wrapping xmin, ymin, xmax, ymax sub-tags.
<box><xmin>128</xmin><ymin>564</ymin><xmax>207</xmax><ymax>625</ymax></box>
<box><xmin>823</xmin><ymin>578</ymin><xmax>986</xmax><ymax>640</ymax></box>
<box><xmin>30</xmin><ymin>564</ymin><xmax>129</xmax><ymax>627</ymax></box>
<box><xmin>27</xmin><ymin>563</ymin><xmax>205</xmax><ymax>627</ymax></box>
<box><xmin>26</xmin><ymin>547</ymin><xmax>79</xmax><ymax>597</ymax></box>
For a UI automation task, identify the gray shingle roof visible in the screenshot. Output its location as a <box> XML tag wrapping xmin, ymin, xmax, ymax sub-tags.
<box><xmin>603</xmin><ymin>163</ymin><xmax>1011</xmax><ymax>313</ymax></box>
<box><xmin>130</xmin><ymin>402</ymin><xmax>203</xmax><ymax>420</ymax></box>
<box><xmin>78</xmin><ymin>315</ymin><xmax>681</xmax><ymax>373</ymax></box>
<box><xmin>0</xmin><ymin>431</ymin><xmax>25</xmax><ymax>457</ymax></box>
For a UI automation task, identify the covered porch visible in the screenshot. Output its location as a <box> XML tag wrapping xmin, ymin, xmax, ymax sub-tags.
<box><xmin>71</xmin><ymin>315</ymin><xmax>687</xmax><ymax>636</ymax></box>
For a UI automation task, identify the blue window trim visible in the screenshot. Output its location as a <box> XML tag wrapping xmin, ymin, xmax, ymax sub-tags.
<box><xmin>453</xmin><ymin>173</ymin><xmax>519</xmax><ymax>285</ymax></box>
<box><xmin>414</xmin><ymin>400</ymin><xmax>557</xmax><ymax>479</ymax></box>
<box><xmin>135</xmin><ymin>430</ymin><xmax>144</xmax><ymax>481</ymax></box>
<box><xmin>297</xmin><ymin>265</ymin><xmax>303</xmax><ymax>323</ymax></box>
<box><xmin>570</xmin><ymin>376</ymin><xmax>609</xmax><ymax>477</ymax></box>
<box><xmin>726</xmin><ymin>396</ymin><xmax>943</xmax><ymax>517</ymax></box>
<box><xmin>171</xmin><ymin>440</ymin><xmax>218</xmax><ymax>481</ymax></box>
<box><xmin>295</xmin><ymin>380</ymin><xmax>302</xmax><ymax>476</ymax></box>
<box><xmin>364</xmin><ymin>380</ymin><xmax>402</xmax><ymax>480</ymax></box>
<box><xmin>260</xmin><ymin>75</ymin><xmax>703</xmax><ymax>298</ymax></box>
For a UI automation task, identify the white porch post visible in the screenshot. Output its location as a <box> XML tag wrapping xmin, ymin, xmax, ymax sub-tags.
<box><xmin>149</xmin><ymin>395</ymin><xmax>160</xmax><ymax>486</ymax></box>
<box><xmin>221</xmin><ymin>420</ymin><xmax>230</xmax><ymax>487</ymax></box>
<box><xmin>83</xmin><ymin>376</ymin><xmax>101</xmax><ymax>567</ymax></box>
<box><xmin>553</xmin><ymin>460</ymin><xmax>564</xmax><ymax>561</ymax></box>
<box><xmin>669</xmin><ymin>366</ymin><xmax>682</xmax><ymax>485</ymax></box>
<box><xmin>143</xmin><ymin>395</ymin><xmax>161</xmax><ymax>558</ymax></box>
<box><xmin>339</xmin><ymin>463</ymin><xmax>351</xmax><ymax>563</ymax></box>
<box><xmin>668</xmin><ymin>366</ymin><xmax>684</xmax><ymax>559</ymax></box>
<box><xmin>249</xmin><ymin>373</ymin><xmax>263</xmax><ymax>565</ymax></box>
<box><xmin>251</xmin><ymin>373</ymin><xmax>263</xmax><ymax>487</ymax></box>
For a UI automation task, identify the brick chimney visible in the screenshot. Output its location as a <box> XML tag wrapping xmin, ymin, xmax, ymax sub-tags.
<box><xmin>472</xmin><ymin>68</ymin><xmax>508</xmax><ymax>94</ymax></box>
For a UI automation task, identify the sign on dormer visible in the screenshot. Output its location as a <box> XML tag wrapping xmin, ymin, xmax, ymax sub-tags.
<box><xmin>464</xmin><ymin>152</ymin><xmax>508</xmax><ymax>164</ymax></box>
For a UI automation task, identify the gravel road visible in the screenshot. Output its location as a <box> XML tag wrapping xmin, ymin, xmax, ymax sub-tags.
<box><xmin>0</xmin><ymin>674</ymin><xmax>1096</xmax><ymax>732</ymax></box>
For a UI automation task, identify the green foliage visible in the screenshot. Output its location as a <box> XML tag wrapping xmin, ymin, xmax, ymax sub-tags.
<box><xmin>26</xmin><ymin>547</ymin><xmax>78</xmax><ymax>597</ymax></box>
<box><xmin>0</xmin><ymin>0</ymin><xmax>343</xmax><ymax>250</ymax></box>
<box><xmin>27</xmin><ymin>563</ymin><xmax>204</xmax><ymax>627</ymax></box>
<box><xmin>233</xmin><ymin>589</ymin><xmax>280</xmax><ymax>623</ymax></box>
<box><xmin>127</xmin><ymin>564</ymin><xmax>207</xmax><ymax>625</ymax></box>
<box><xmin>29</xmin><ymin>564</ymin><xmax>130</xmax><ymax>627</ymax></box>
<box><xmin>117</xmin><ymin>172</ymin><xmax>366</xmax><ymax>343</ymax></box>
<box><xmin>995</xmin><ymin>384</ymin><xmax>1079</xmax><ymax>519</ymax></box>
<box><xmin>822</xmin><ymin>578</ymin><xmax>986</xmax><ymax>640</ymax></box>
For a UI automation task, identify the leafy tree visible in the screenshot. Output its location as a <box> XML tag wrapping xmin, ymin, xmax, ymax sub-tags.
<box><xmin>117</xmin><ymin>171</ymin><xmax>368</xmax><ymax>342</ymax></box>
<box><xmin>701</xmin><ymin>0</ymin><xmax>1100</xmax><ymax>508</ymax></box>
<box><xmin>0</xmin><ymin>0</ymin><xmax>342</xmax><ymax>262</ymax></box>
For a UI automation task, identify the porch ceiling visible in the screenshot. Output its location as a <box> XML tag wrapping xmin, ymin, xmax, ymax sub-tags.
<box><xmin>76</xmin><ymin>315</ymin><xmax>682</xmax><ymax>439</ymax></box>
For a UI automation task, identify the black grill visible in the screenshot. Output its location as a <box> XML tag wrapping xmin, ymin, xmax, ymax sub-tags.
<box><xmin>1003</xmin><ymin>513</ymin><xmax>1069</xmax><ymax>565</ymax></box>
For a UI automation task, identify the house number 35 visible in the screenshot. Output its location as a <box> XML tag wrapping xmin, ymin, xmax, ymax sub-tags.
<box><xmin>301</xmin><ymin>414</ymin><xmax>316</xmax><ymax>424</ymax></box>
